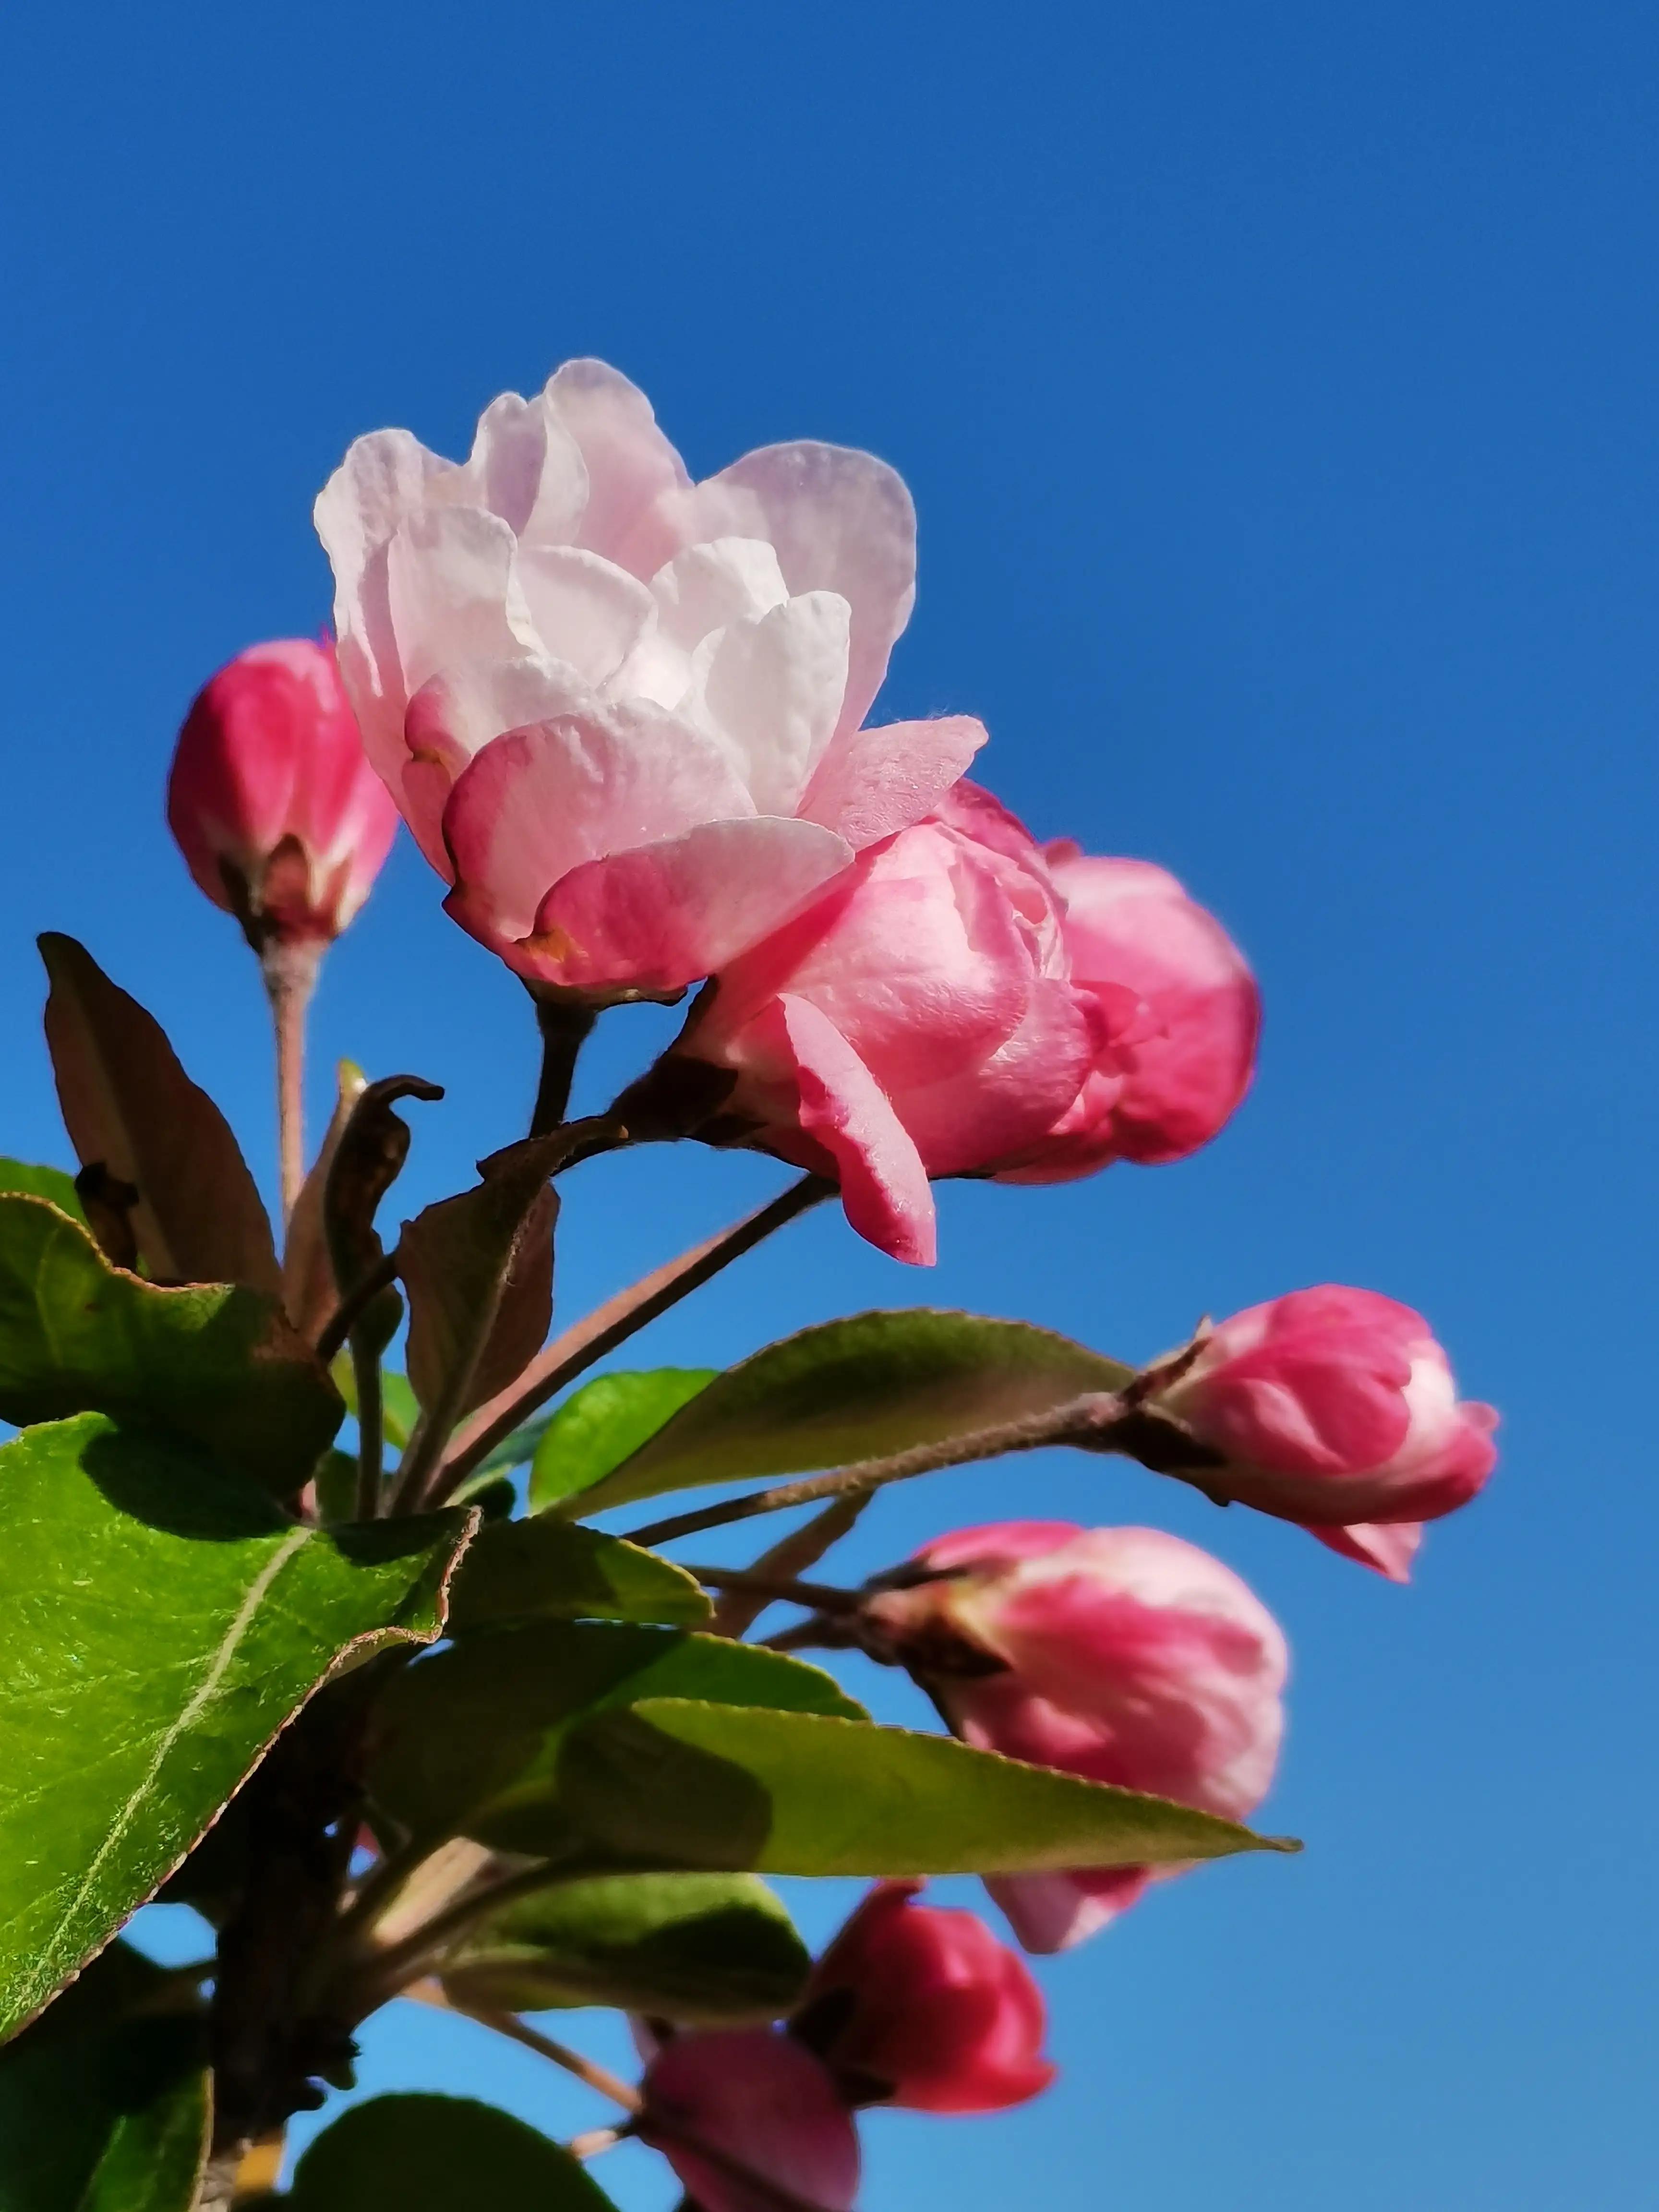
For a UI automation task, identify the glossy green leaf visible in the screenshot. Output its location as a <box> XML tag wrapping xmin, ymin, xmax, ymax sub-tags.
<box><xmin>446</xmin><ymin>1517</ymin><xmax>711</xmax><ymax>1634</ymax></box>
<box><xmin>39</xmin><ymin>933</ymin><xmax>279</xmax><ymax>1294</ymax></box>
<box><xmin>0</xmin><ymin>1414</ymin><xmax>474</xmax><ymax>2043</ymax></box>
<box><xmin>0</xmin><ymin>1941</ymin><xmax>209</xmax><ymax>2211</ymax></box>
<box><xmin>0</xmin><ymin>1195</ymin><xmax>341</xmax><ymax>1495</ymax></box>
<box><xmin>369</xmin><ymin>1621</ymin><xmax>864</xmax><ymax>1853</ymax></box>
<box><xmin>572</xmin><ymin>1312</ymin><xmax>1134</xmax><ymax>1515</ymax></box>
<box><xmin>558</xmin><ymin>1699</ymin><xmax>1300</xmax><ymax>1879</ymax></box>
<box><xmin>285</xmin><ymin>2094</ymin><xmax>616</xmax><ymax>2210</ymax></box>
<box><xmin>0</xmin><ymin>1160</ymin><xmax>86</xmax><ymax>1225</ymax></box>
<box><xmin>440</xmin><ymin>1869</ymin><xmax>809</xmax><ymax>2023</ymax></box>
<box><xmin>530</xmin><ymin>1369</ymin><xmax>717</xmax><ymax>1509</ymax></box>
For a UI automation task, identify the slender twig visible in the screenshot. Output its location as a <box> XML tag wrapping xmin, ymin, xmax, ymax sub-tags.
<box><xmin>263</xmin><ymin>943</ymin><xmax>320</xmax><ymax>1227</ymax></box>
<box><xmin>429</xmin><ymin>1174</ymin><xmax>832</xmax><ymax>1504</ymax></box>
<box><xmin>455</xmin><ymin>2000</ymin><xmax>643</xmax><ymax>2112</ymax></box>
<box><xmin>315</xmin><ymin>1250</ymin><xmax>399</xmax><ymax>1365</ymax></box>
<box><xmin>567</xmin><ymin>2126</ymin><xmax>625</xmax><ymax>2161</ymax></box>
<box><xmin>528</xmin><ymin>996</ymin><xmax>598</xmax><ymax>1137</ymax></box>
<box><xmin>709</xmin><ymin>1494</ymin><xmax>872</xmax><ymax>1638</ymax></box>
<box><xmin>350</xmin><ymin>1334</ymin><xmax>384</xmax><ymax>1519</ymax></box>
<box><xmin>623</xmin><ymin>1390</ymin><xmax>1132</xmax><ymax>1551</ymax></box>
<box><xmin>685</xmin><ymin>1565</ymin><xmax>862</xmax><ymax>1611</ymax></box>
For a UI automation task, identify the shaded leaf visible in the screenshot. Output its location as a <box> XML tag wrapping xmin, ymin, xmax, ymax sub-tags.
<box><xmin>368</xmin><ymin>1622</ymin><xmax>864</xmax><ymax>1853</ymax></box>
<box><xmin>530</xmin><ymin>1369</ymin><xmax>718</xmax><ymax>1511</ymax></box>
<box><xmin>285</xmin><ymin>2094</ymin><xmax>616</xmax><ymax>2210</ymax></box>
<box><xmin>283</xmin><ymin>1061</ymin><xmax>367</xmax><ymax>1341</ymax></box>
<box><xmin>0</xmin><ymin>1940</ymin><xmax>209</xmax><ymax>2211</ymax></box>
<box><xmin>441</xmin><ymin>1870</ymin><xmax>808</xmax><ymax>2024</ymax></box>
<box><xmin>331</xmin><ymin>1358</ymin><xmax>420</xmax><ymax>1452</ymax></box>
<box><xmin>447</xmin><ymin>1517</ymin><xmax>711</xmax><ymax>1634</ymax></box>
<box><xmin>0</xmin><ymin>1194</ymin><xmax>342</xmax><ymax>1495</ymax></box>
<box><xmin>0</xmin><ymin>1159</ymin><xmax>86</xmax><ymax>1225</ymax></box>
<box><xmin>559</xmin><ymin>1699</ymin><xmax>1301</xmax><ymax>1879</ymax></box>
<box><xmin>573</xmin><ymin>1312</ymin><xmax>1134</xmax><ymax>1516</ymax></box>
<box><xmin>399</xmin><ymin>1152</ymin><xmax>560</xmax><ymax>1421</ymax></box>
<box><xmin>473</xmin><ymin>1409</ymin><xmax>553</xmax><ymax>1478</ymax></box>
<box><xmin>0</xmin><ymin>1414</ymin><xmax>474</xmax><ymax>2043</ymax></box>
<box><xmin>39</xmin><ymin>933</ymin><xmax>278</xmax><ymax>1293</ymax></box>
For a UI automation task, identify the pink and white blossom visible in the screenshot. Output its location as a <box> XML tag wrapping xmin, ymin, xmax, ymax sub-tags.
<box><xmin>315</xmin><ymin>359</ymin><xmax>981</xmax><ymax>1000</ymax></box>
<box><xmin>167</xmin><ymin>639</ymin><xmax>397</xmax><ymax>949</ymax></box>
<box><xmin>860</xmin><ymin>1522</ymin><xmax>1288</xmax><ymax>1954</ymax></box>
<box><xmin>1154</xmin><ymin>1286</ymin><xmax>1498</xmax><ymax>1538</ymax></box>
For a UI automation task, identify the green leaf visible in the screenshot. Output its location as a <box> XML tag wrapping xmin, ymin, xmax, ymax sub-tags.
<box><xmin>530</xmin><ymin>1369</ymin><xmax>717</xmax><ymax>1510</ymax></box>
<box><xmin>368</xmin><ymin>1621</ymin><xmax>865</xmax><ymax>1854</ymax></box>
<box><xmin>0</xmin><ymin>1194</ymin><xmax>342</xmax><ymax>1496</ymax></box>
<box><xmin>0</xmin><ymin>1941</ymin><xmax>209</xmax><ymax>2211</ymax></box>
<box><xmin>285</xmin><ymin>2094</ymin><xmax>616</xmax><ymax>2211</ymax></box>
<box><xmin>0</xmin><ymin>1159</ymin><xmax>86</xmax><ymax>1225</ymax></box>
<box><xmin>39</xmin><ymin>933</ymin><xmax>279</xmax><ymax>1294</ymax></box>
<box><xmin>440</xmin><ymin>1870</ymin><xmax>809</xmax><ymax>2024</ymax></box>
<box><xmin>473</xmin><ymin>1410</ymin><xmax>552</xmax><ymax>1477</ymax></box>
<box><xmin>446</xmin><ymin>1517</ymin><xmax>711</xmax><ymax>1633</ymax></box>
<box><xmin>571</xmin><ymin>1312</ymin><xmax>1134</xmax><ymax>1515</ymax></box>
<box><xmin>0</xmin><ymin>1414</ymin><xmax>474</xmax><ymax>2044</ymax></box>
<box><xmin>558</xmin><ymin>1699</ymin><xmax>1300</xmax><ymax>1879</ymax></box>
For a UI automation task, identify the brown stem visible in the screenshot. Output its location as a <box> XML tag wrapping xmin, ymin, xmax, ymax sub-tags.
<box><xmin>314</xmin><ymin>1251</ymin><xmax>400</xmax><ymax>1365</ymax></box>
<box><xmin>263</xmin><ymin>943</ymin><xmax>321</xmax><ymax>1229</ymax></box>
<box><xmin>429</xmin><ymin>1174</ymin><xmax>832</xmax><ymax>1505</ymax></box>
<box><xmin>685</xmin><ymin>1565</ymin><xmax>861</xmax><ymax>1611</ymax></box>
<box><xmin>622</xmin><ymin>1390</ymin><xmax>1133</xmax><ymax>1551</ymax></box>
<box><xmin>529</xmin><ymin>996</ymin><xmax>598</xmax><ymax>1136</ymax></box>
<box><xmin>340</xmin><ymin>1863</ymin><xmax>563</xmax><ymax>2017</ymax></box>
<box><xmin>709</xmin><ymin>1495</ymin><xmax>872</xmax><ymax>1638</ymax></box>
<box><xmin>447</xmin><ymin>1999</ymin><xmax>642</xmax><ymax>2112</ymax></box>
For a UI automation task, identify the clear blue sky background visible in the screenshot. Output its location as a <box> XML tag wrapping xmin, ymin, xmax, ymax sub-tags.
<box><xmin>2</xmin><ymin>3</ymin><xmax>1654</xmax><ymax>2205</ymax></box>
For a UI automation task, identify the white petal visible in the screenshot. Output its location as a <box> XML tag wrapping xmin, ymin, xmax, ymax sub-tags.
<box><xmin>385</xmin><ymin>506</ymin><xmax>539</xmax><ymax>700</ymax></box>
<box><xmin>649</xmin><ymin>536</ymin><xmax>789</xmax><ymax>648</ymax></box>
<box><xmin>544</xmin><ymin>359</ymin><xmax>692</xmax><ymax>577</ymax></box>
<box><xmin>684</xmin><ymin>591</ymin><xmax>852</xmax><ymax>816</ymax></box>
<box><xmin>405</xmin><ymin>654</ymin><xmax>595</xmax><ymax>773</ymax></box>
<box><xmin>514</xmin><ymin>545</ymin><xmax>657</xmax><ymax>689</ymax></box>
<box><xmin>461</xmin><ymin>389</ymin><xmax>587</xmax><ymax>544</ymax></box>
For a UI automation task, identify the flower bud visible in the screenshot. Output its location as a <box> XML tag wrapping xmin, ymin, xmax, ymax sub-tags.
<box><xmin>800</xmin><ymin>1879</ymin><xmax>1055</xmax><ymax>2112</ymax></box>
<box><xmin>639</xmin><ymin>2029</ymin><xmax>860</xmax><ymax>2212</ymax></box>
<box><xmin>860</xmin><ymin>1522</ymin><xmax>1288</xmax><ymax>1954</ymax></box>
<box><xmin>1151</xmin><ymin>1286</ymin><xmax>1498</xmax><ymax>1535</ymax></box>
<box><xmin>167</xmin><ymin>638</ymin><xmax>397</xmax><ymax>953</ymax></box>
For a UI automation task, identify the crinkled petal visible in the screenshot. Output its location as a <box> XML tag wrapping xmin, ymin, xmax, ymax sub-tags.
<box><xmin>545</xmin><ymin>358</ymin><xmax>692</xmax><ymax>577</ymax></box>
<box><xmin>800</xmin><ymin>716</ymin><xmax>988</xmax><ymax>849</ymax></box>
<box><xmin>442</xmin><ymin>703</ymin><xmax>757</xmax><ymax>943</ymax></box>
<box><xmin>686</xmin><ymin>591</ymin><xmax>853</xmax><ymax>815</ymax></box>
<box><xmin>769</xmin><ymin>994</ymin><xmax>937</xmax><ymax>1264</ymax></box>
<box><xmin>511</xmin><ymin>817</ymin><xmax>856</xmax><ymax>998</ymax></box>
<box><xmin>514</xmin><ymin>544</ymin><xmax>658</xmax><ymax>687</ymax></box>
<box><xmin>687</xmin><ymin>441</ymin><xmax>917</xmax><ymax>739</ymax></box>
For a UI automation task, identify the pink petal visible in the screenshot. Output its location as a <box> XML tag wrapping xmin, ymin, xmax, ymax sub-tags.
<box><xmin>442</xmin><ymin>703</ymin><xmax>757</xmax><ymax>943</ymax></box>
<box><xmin>384</xmin><ymin>505</ymin><xmax>537</xmax><ymax>702</ymax></box>
<box><xmin>687</xmin><ymin>591</ymin><xmax>852</xmax><ymax>814</ymax></box>
<box><xmin>511</xmin><ymin>817</ymin><xmax>856</xmax><ymax>997</ymax></box>
<box><xmin>799</xmin><ymin>716</ymin><xmax>988</xmax><ymax>850</ymax></box>
<box><xmin>688</xmin><ymin>441</ymin><xmax>918</xmax><ymax>739</ymax></box>
<box><xmin>640</xmin><ymin>2031</ymin><xmax>860</xmax><ymax>2212</ymax></box>
<box><xmin>894</xmin><ymin>977</ymin><xmax>1099</xmax><ymax>1176</ymax></box>
<box><xmin>514</xmin><ymin>544</ymin><xmax>657</xmax><ymax>687</ymax></box>
<box><xmin>768</xmin><ymin>994</ymin><xmax>937</xmax><ymax>1263</ymax></box>
<box><xmin>460</xmin><ymin>388</ymin><xmax>586</xmax><ymax>544</ymax></box>
<box><xmin>545</xmin><ymin>358</ymin><xmax>693</xmax><ymax>578</ymax></box>
<box><xmin>1309</xmin><ymin>1521</ymin><xmax>1423</xmax><ymax>1581</ymax></box>
<box><xmin>651</xmin><ymin>536</ymin><xmax>790</xmax><ymax>645</ymax></box>
<box><xmin>985</xmin><ymin>1870</ymin><xmax>1153</xmax><ymax>1955</ymax></box>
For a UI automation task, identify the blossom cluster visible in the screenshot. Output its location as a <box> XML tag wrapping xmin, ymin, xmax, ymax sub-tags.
<box><xmin>159</xmin><ymin>359</ymin><xmax>1499</xmax><ymax>2204</ymax></box>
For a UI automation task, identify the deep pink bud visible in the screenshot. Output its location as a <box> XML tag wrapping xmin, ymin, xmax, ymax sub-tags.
<box><xmin>801</xmin><ymin>1879</ymin><xmax>1056</xmax><ymax>2113</ymax></box>
<box><xmin>674</xmin><ymin>786</ymin><xmax>1098</xmax><ymax>1264</ymax></box>
<box><xmin>168</xmin><ymin>638</ymin><xmax>397</xmax><ymax>951</ymax></box>
<box><xmin>994</xmin><ymin>844</ymin><xmax>1260</xmax><ymax>1180</ymax></box>
<box><xmin>1155</xmin><ymin>1286</ymin><xmax>1498</xmax><ymax>1542</ymax></box>
<box><xmin>639</xmin><ymin>2029</ymin><xmax>860</xmax><ymax>2212</ymax></box>
<box><xmin>861</xmin><ymin>1523</ymin><xmax>1288</xmax><ymax>1953</ymax></box>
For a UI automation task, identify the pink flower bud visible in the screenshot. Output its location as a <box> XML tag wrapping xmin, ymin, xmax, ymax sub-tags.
<box><xmin>860</xmin><ymin>1523</ymin><xmax>1288</xmax><ymax>1953</ymax></box>
<box><xmin>994</xmin><ymin>843</ymin><xmax>1260</xmax><ymax>1180</ymax></box>
<box><xmin>167</xmin><ymin>639</ymin><xmax>397</xmax><ymax>951</ymax></box>
<box><xmin>674</xmin><ymin>790</ymin><xmax>1098</xmax><ymax>1264</ymax></box>
<box><xmin>315</xmin><ymin>359</ymin><xmax>983</xmax><ymax>1004</ymax></box>
<box><xmin>639</xmin><ymin>2029</ymin><xmax>860</xmax><ymax>2212</ymax></box>
<box><xmin>1154</xmin><ymin>1287</ymin><xmax>1498</xmax><ymax>1537</ymax></box>
<box><xmin>802</xmin><ymin>1879</ymin><xmax>1056</xmax><ymax>2113</ymax></box>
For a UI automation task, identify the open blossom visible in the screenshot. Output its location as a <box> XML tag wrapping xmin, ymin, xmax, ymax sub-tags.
<box><xmin>315</xmin><ymin>358</ymin><xmax>985</xmax><ymax>1001</ymax></box>
<box><xmin>801</xmin><ymin>1879</ymin><xmax>1055</xmax><ymax>2113</ymax></box>
<box><xmin>859</xmin><ymin>1522</ymin><xmax>1287</xmax><ymax>1954</ymax></box>
<box><xmin>639</xmin><ymin>2029</ymin><xmax>860</xmax><ymax>2212</ymax></box>
<box><xmin>674</xmin><ymin>780</ymin><xmax>1256</xmax><ymax>1264</ymax></box>
<box><xmin>167</xmin><ymin>639</ymin><xmax>397</xmax><ymax>950</ymax></box>
<box><xmin>1152</xmin><ymin>1286</ymin><xmax>1498</xmax><ymax>1539</ymax></box>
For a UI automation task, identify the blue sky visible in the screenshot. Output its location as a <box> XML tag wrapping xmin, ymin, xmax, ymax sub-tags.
<box><xmin>2</xmin><ymin>1</ymin><xmax>1655</xmax><ymax>2204</ymax></box>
